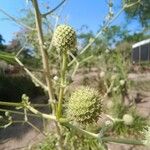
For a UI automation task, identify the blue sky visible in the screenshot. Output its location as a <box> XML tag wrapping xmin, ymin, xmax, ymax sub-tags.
<box><xmin>0</xmin><ymin>0</ymin><xmax>141</xmax><ymax>44</ymax></box>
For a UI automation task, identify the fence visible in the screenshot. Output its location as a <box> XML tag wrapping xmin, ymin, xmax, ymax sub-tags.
<box><xmin>132</xmin><ymin>39</ymin><xmax>150</xmax><ymax>63</ymax></box>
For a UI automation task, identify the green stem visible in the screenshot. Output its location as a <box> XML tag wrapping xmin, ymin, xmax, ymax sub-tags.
<box><xmin>102</xmin><ymin>137</ymin><xmax>144</xmax><ymax>145</ymax></box>
<box><xmin>62</xmin><ymin>123</ymin><xmax>144</xmax><ymax>146</ymax></box>
<box><xmin>15</xmin><ymin>57</ymin><xmax>48</xmax><ymax>91</ymax></box>
<box><xmin>31</xmin><ymin>2</ymin><xmax>64</xmax><ymax>149</ymax></box>
<box><xmin>0</xmin><ymin>101</ymin><xmax>22</xmax><ymax>107</ymax></box>
<box><xmin>27</xmin><ymin>121</ymin><xmax>46</xmax><ymax>136</ymax></box>
<box><xmin>63</xmin><ymin>122</ymin><xmax>98</xmax><ymax>138</ymax></box>
<box><xmin>57</xmin><ymin>51</ymin><xmax>68</xmax><ymax>118</ymax></box>
<box><xmin>26</xmin><ymin>104</ymin><xmax>56</xmax><ymax>120</ymax></box>
<box><xmin>0</xmin><ymin>108</ymin><xmax>41</xmax><ymax>118</ymax></box>
<box><xmin>32</xmin><ymin>0</ymin><xmax>55</xmax><ymax>112</ymax></box>
<box><xmin>0</xmin><ymin>101</ymin><xmax>49</xmax><ymax>108</ymax></box>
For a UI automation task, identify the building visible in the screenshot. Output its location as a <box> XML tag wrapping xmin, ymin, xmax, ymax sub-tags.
<box><xmin>132</xmin><ymin>39</ymin><xmax>150</xmax><ymax>63</ymax></box>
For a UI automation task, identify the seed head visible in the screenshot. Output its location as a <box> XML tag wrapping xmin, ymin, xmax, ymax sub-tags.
<box><xmin>53</xmin><ymin>24</ymin><xmax>76</xmax><ymax>52</ymax></box>
<box><xmin>66</xmin><ymin>86</ymin><xmax>102</xmax><ymax>124</ymax></box>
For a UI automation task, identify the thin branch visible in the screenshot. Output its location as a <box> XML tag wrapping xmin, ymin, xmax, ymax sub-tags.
<box><xmin>79</xmin><ymin>0</ymin><xmax>140</xmax><ymax>55</ymax></box>
<box><xmin>32</xmin><ymin>0</ymin><xmax>55</xmax><ymax>108</ymax></box>
<box><xmin>0</xmin><ymin>101</ymin><xmax>22</xmax><ymax>107</ymax></box>
<box><xmin>15</xmin><ymin>57</ymin><xmax>48</xmax><ymax>91</ymax></box>
<box><xmin>32</xmin><ymin>1</ymin><xmax>63</xmax><ymax>149</ymax></box>
<box><xmin>0</xmin><ymin>8</ymin><xmax>35</xmax><ymax>31</ymax></box>
<box><xmin>102</xmin><ymin>137</ymin><xmax>143</xmax><ymax>145</ymax></box>
<box><xmin>27</xmin><ymin>121</ymin><xmax>46</xmax><ymax>136</ymax></box>
<box><xmin>15</xmin><ymin>38</ymin><xmax>28</xmax><ymax>57</ymax></box>
<box><xmin>64</xmin><ymin>122</ymin><xmax>98</xmax><ymax>138</ymax></box>
<box><xmin>63</xmin><ymin>122</ymin><xmax>143</xmax><ymax>146</ymax></box>
<box><xmin>103</xmin><ymin>78</ymin><xmax>115</xmax><ymax>97</ymax></box>
<box><xmin>42</xmin><ymin>0</ymin><xmax>67</xmax><ymax>18</ymax></box>
<box><xmin>16</xmin><ymin>47</ymin><xmax>25</xmax><ymax>57</ymax></box>
<box><xmin>124</xmin><ymin>0</ymin><xmax>141</xmax><ymax>8</ymax></box>
<box><xmin>80</xmin><ymin>7</ymin><xmax>124</xmax><ymax>55</ymax></box>
<box><xmin>47</xmin><ymin>15</ymin><xmax>59</xmax><ymax>52</ymax></box>
<box><xmin>26</xmin><ymin>104</ymin><xmax>56</xmax><ymax>120</ymax></box>
<box><xmin>0</xmin><ymin>122</ymin><xmax>12</xmax><ymax>129</ymax></box>
<box><xmin>0</xmin><ymin>108</ymin><xmax>41</xmax><ymax>118</ymax></box>
<box><xmin>69</xmin><ymin>0</ymin><xmax>141</xmax><ymax>66</ymax></box>
<box><xmin>68</xmin><ymin>51</ymin><xmax>79</xmax><ymax>78</ymax></box>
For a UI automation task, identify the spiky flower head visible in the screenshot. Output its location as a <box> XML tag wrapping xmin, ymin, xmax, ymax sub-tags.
<box><xmin>53</xmin><ymin>24</ymin><xmax>76</xmax><ymax>52</ymax></box>
<box><xmin>142</xmin><ymin>126</ymin><xmax>150</xmax><ymax>147</ymax></box>
<box><xmin>66</xmin><ymin>86</ymin><xmax>102</xmax><ymax>124</ymax></box>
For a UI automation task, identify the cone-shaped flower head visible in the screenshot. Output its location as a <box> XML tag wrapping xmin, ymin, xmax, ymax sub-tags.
<box><xmin>53</xmin><ymin>24</ymin><xmax>76</xmax><ymax>51</ymax></box>
<box><xmin>66</xmin><ymin>86</ymin><xmax>102</xmax><ymax>124</ymax></box>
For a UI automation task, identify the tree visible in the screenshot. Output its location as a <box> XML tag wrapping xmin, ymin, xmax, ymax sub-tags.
<box><xmin>0</xmin><ymin>34</ymin><xmax>6</xmax><ymax>51</ymax></box>
<box><xmin>123</xmin><ymin>0</ymin><xmax>150</xmax><ymax>27</ymax></box>
<box><xmin>0</xmin><ymin>34</ymin><xmax>5</xmax><ymax>45</ymax></box>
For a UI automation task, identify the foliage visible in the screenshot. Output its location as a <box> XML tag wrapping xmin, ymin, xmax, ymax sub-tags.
<box><xmin>0</xmin><ymin>0</ymin><xmax>149</xmax><ymax>150</ymax></box>
<box><xmin>33</xmin><ymin>127</ymin><xmax>104</xmax><ymax>150</ymax></box>
<box><xmin>0</xmin><ymin>34</ymin><xmax>5</xmax><ymax>45</ymax></box>
<box><xmin>123</xmin><ymin>0</ymin><xmax>150</xmax><ymax>27</ymax></box>
<box><xmin>0</xmin><ymin>34</ymin><xmax>6</xmax><ymax>51</ymax></box>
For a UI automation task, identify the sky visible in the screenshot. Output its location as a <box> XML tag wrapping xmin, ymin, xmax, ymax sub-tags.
<box><xmin>0</xmin><ymin>0</ymin><xmax>141</xmax><ymax>44</ymax></box>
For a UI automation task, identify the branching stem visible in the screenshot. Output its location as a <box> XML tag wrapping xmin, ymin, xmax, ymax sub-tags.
<box><xmin>32</xmin><ymin>0</ymin><xmax>55</xmax><ymax>112</ymax></box>
<box><xmin>42</xmin><ymin>0</ymin><xmax>67</xmax><ymax>18</ymax></box>
<box><xmin>0</xmin><ymin>8</ymin><xmax>35</xmax><ymax>31</ymax></box>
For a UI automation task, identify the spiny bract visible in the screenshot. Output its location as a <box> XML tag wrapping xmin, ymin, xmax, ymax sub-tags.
<box><xmin>66</xmin><ymin>86</ymin><xmax>102</xmax><ymax>124</ymax></box>
<box><xmin>53</xmin><ymin>24</ymin><xmax>76</xmax><ymax>51</ymax></box>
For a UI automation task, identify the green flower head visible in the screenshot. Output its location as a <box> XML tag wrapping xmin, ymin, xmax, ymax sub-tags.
<box><xmin>66</xmin><ymin>86</ymin><xmax>102</xmax><ymax>124</ymax></box>
<box><xmin>53</xmin><ymin>24</ymin><xmax>76</xmax><ymax>51</ymax></box>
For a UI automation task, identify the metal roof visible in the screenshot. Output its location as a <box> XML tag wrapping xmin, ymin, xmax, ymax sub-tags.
<box><xmin>132</xmin><ymin>39</ymin><xmax>150</xmax><ymax>48</ymax></box>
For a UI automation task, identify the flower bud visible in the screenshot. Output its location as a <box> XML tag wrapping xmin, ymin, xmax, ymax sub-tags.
<box><xmin>53</xmin><ymin>76</ymin><xmax>59</xmax><ymax>81</ymax></box>
<box><xmin>123</xmin><ymin>114</ymin><xmax>134</xmax><ymax>125</ymax></box>
<box><xmin>100</xmin><ymin>71</ymin><xmax>105</xmax><ymax>78</ymax></box>
<box><xmin>53</xmin><ymin>24</ymin><xmax>76</xmax><ymax>52</ymax></box>
<box><xmin>120</xmin><ymin>80</ymin><xmax>125</xmax><ymax>86</ymax></box>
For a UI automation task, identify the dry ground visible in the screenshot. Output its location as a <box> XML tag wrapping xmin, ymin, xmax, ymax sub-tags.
<box><xmin>0</xmin><ymin>72</ymin><xmax>150</xmax><ymax>150</ymax></box>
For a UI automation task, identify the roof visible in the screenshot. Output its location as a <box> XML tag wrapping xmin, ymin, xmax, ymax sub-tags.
<box><xmin>132</xmin><ymin>39</ymin><xmax>150</xmax><ymax>48</ymax></box>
